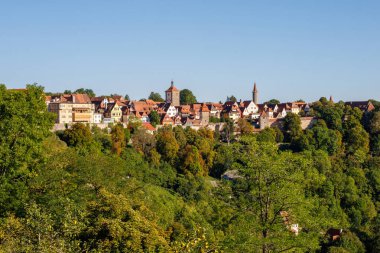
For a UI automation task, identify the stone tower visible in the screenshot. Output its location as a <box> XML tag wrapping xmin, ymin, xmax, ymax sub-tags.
<box><xmin>200</xmin><ymin>104</ymin><xmax>210</xmax><ymax>125</ymax></box>
<box><xmin>253</xmin><ymin>82</ymin><xmax>258</xmax><ymax>104</ymax></box>
<box><xmin>165</xmin><ymin>81</ymin><xmax>180</xmax><ymax>106</ymax></box>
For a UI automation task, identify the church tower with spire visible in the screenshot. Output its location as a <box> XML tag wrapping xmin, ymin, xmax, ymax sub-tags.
<box><xmin>252</xmin><ymin>82</ymin><xmax>258</xmax><ymax>104</ymax></box>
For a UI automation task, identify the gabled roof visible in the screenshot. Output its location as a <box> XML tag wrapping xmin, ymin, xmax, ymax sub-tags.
<box><xmin>180</xmin><ymin>105</ymin><xmax>191</xmax><ymax>114</ymax></box>
<box><xmin>72</xmin><ymin>94</ymin><xmax>92</xmax><ymax>103</ymax></box>
<box><xmin>345</xmin><ymin>101</ymin><xmax>375</xmax><ymax>112</ymax></box>
<box><xmin>201</xmin><ymin>104</ymin><xmax>210</xmax><ymax>112</ymax></box>
<box><xmin>105</xmin><ymin>102</ymin><xmax>116</xmax><ymax>113</ymax></box>
<box><xmin>241</xmin><ymin>100</ymin><xmax>254</xmax><ymax>108</ymax></box>
<box><xmin>131</xmin><ymin>100</ymin><xmax>155</xmax><ymax>114</ymax></box>
<box><xmin>91</xmin><ymin>96</ymin><xmax>107</xmax><ymax>102</ymax></box>
<box><xmin>161</xmin><ymin>113</ymin><xmax>174</xmax><ymax>124</ymax></box>
<box><xmin>222</xmin><ymin>101</ymin><xmax>241</xmax><ymax>114</ymax></box>
<box><xmin>49</xmin><ymin>94</ymin><xmax>92</xmax><ymax>104</ymax></box>
<box><xmin>145</xmin><ymin>99</ymin><xmax>157</xmax><ymax>106</ymax></box>
<box><xmin>211</xmin><ymin>103</ymin><xmax>223</xmax><ymax>110</ymax></box>
<box><xmin>142</xmin><ymin>122</ymin><xmax>156</xmax><ymax>131</ymax></box>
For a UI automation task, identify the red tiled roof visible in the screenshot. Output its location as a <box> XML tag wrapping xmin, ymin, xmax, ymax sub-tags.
<box><xmin>142</xmin><ymin>122</ymin><xmax>156</xmax><ymax>131</ymax></box>
<box><xmin>201</xmin><ymin>104</ymin><xmax>210</xmax><ymax>112</ymax></box>
<box><xmin>165</xmin><ymin>82</ymin><xmax>179</xmax><ymax>92</ymax></box>
<box><xmin>72</xmin><ymin>94</ymin><xmax>91</xmax><ymax>103</ymax></box>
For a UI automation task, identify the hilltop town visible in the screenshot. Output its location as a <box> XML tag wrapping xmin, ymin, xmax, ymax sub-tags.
<box><xmin>45</xmin><ymin>81</ymin><xmax>376</xmax><ymax>132</ymax></box>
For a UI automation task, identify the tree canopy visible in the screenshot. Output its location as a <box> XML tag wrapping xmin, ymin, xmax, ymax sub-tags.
<box><xmin>180</xmin><ymin>89</ymin><xmax>197</xmax><ymax>105</ymax></box>
<box><xmin>0</xmin><ymin>84</ymin><xmax>379</xmax><ymax>252</ymax></box>
<box><xmin>265</xmin><ymin>98</ymin><xmax>280</xmax><ymax>104</ymax></box>
<box><xmin>148</xmin><ymin>92</ymin><xmax>164</xmax><ymax>102</ymax></box>
<box><xmin>74</xmin><ymin>88</ymin><xmax>95</xmax><ymax>98</ymax></box>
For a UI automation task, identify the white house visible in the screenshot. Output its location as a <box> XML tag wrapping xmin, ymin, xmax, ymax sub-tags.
<box><xmin>240</xmin><ymin>101</ymin><xmax>259</xmax><ymax>118</ymax></box>
<box><xmin>93</xmin><ymin>113</ymin><xmax>103</xmax><ymax>123</ymax></box>
<box><xmin>162</xmin><ymin>103</ymin><xmax>178</xmax><ymax>118</ymax></box>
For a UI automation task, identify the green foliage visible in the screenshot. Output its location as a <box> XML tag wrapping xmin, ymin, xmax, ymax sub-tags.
<box><xmin>209</xmin><ymin>116</ymin><xmax>221</xmax><ymax>123</ymax></box>
<box><xmin>312</xmin><ymin>100</ymin><xmax>344</xmax><ymax>130</ymax></box>
<box><xmin>257</xmin><ymin>127</ymin><xmax>276</xmax><ymax>143</ymax></box>
<box><xmin>304</xmin><ymin>120</ymin><xmax>342</xmax><ymax>155</ymax></box>
<box><xmin>149</xmin><ymin>110</ymin><xmax>161</xmax><ymax>127</ymax></box>
<box><xmin>111</xmin><ymin>124</ymin><xmax>126</xmax><ymax>155</ymax></box>
<box><xmin>156</xmin><ymin>126</ymin><xmax>179</xmax><ymax>164</ymax></box>
<box><xmin>180</xmin><ymin>89</ymin><xmax>197</xmax><ymax>105</ymax></box>
<box><xmin>265</xmin><ymin>98</ymin><xmax>280</xmax><ymax>105</ymax></box>
<box><xmin>60</xmin><ymin>123</ymin><xmax>96</xmax><ymax>154</ymax></box>
<box><xmin>220</xmin><ymin>119</ymin><xmax>235</xmax><ymax>144</ymax></box>
<box><xmin>74</xmin><ymin>88</ymin><xmax>95</xmax><ymax>97</ymax></box>
<box><xmin>0</xmin><ymin>84</ymin><xmax>55</xmax><ymax>175</ymax></box>
<box><xmin>221</xmin><ymin>141</ymin><xmax>323</xmax><ymax>252</ymax></box>
<box><xmin>148</xmin><ymin>91</ymin><xmax>165</xmax><ymax>102</ymax></box>
<box><xmin>131</xmin><ymin>128</ymin><xmax>156</xmax><ymax>156</ymax></box>
<box><xmin>236</xmin><ymin>118</ymin><xmax>253</xmax><ymax>135</ymax></box>
<box><xmin>0</xmin><ymin>85</ymin><xmax>379</xmax><ymax>252</ymax></box>
<box><xmin>283</xmin><ymin>112</ymin><xmax>303</xmax><ymax>146</ymax></box>
<box><xmin>226</xmin><ymin>95</ymin><xmax>237</xmax><ymax>103</ymax></box>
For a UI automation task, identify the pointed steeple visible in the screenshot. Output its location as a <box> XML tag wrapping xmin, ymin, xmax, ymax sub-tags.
<box><xmin>252</xmin><ymin>82</ymin><xmax>258</xmax><ymax>104</ymax></box>
<box><xmin>329</xmin><ymin>95</ymin><xmax>334</xmax><ymax>103</ymax></box>
<box><xmin>171</xmin><ymin>80</ymin><xmax>174</xmax><ymax>87</ymax></box>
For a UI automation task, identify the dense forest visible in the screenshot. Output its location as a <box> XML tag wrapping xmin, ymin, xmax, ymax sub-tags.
<box><xmin>0</xmin><ymin>85</ymin><xmax>379</xmax><ymax>252</ymax></box>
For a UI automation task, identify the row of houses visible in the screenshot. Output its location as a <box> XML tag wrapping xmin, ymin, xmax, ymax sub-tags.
<box><xmin>46</xmin><ymin>82</ymin><xmax>376</xmax><ymax>130</ymax></box>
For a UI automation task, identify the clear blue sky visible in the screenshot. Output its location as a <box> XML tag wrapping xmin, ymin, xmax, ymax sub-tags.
<box><xmin>1</xmin><ymin>0</ymin><xmax>379</xmax><ymax>103</ymax></box>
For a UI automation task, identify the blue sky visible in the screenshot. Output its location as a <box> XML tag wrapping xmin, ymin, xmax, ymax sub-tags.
<box><xmin>0</xmin><ymin>0</ymin><xmax>379</xmax><ymax>102</ymax></box>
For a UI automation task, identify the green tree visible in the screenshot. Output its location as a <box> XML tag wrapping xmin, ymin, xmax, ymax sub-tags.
<box><xmin>283</xmin><ymin>112</ymin><xmax>303</xmax><ymax>144</ymax></box>
<box><xmin>111</xmin><ymin>124</ymin><xmax>126</xmax><ymax>156</ymax></box>
<box><xmin>61</xmin><ymin>123</ymin><xmax>95</xmax><ymax>153</ymax></box>
<box><xmin>273</xmin><ymin>126</ymin><xmax>284</xmax><ymax>143</ymax></box>
<box><xmin>149</xmin><ymin>110</ymin><xmax>160</xmax><ymax>127</ymax></box>
<box><xmin>156</xmin><ymin>127</ymin><xmax>179</xmax><ymax>164</ymax></box>
<box><xmin>0</xmin><ymin>84</ymin><xmax>55</xmax><ymax>175</ymax></box>
<box><xmin>227</xmin><ymin>95</ymin><xmax>237</xmax><ymax>103</ymax></box>
<box><xmin>312</xmin><ymin>101</ymin><xmax>344</xmax><ymax>130</ymax></box>
<box><xmin>224</xmin><ymin>142</ymin><xmax>324</xmax><ymax>252</ymax></box>
<box><xmin>181</xmin><ymin>145</ymin><xmax>204</xmax><ymax>176</ymax></box>
<box><xmin>180</xmin><ymin>89</ymin><xmax>197</xmax><ymax>105</ymax></box>
<box><xmin>237</xmin><ymin>118</ymin><xmax>254</xmax><ymax>135</ymax></box>
<box><xmin>305</xmin><ymin>120</ymin><xmax>342</xmax><ymax>155</ymax></box>
<box><xmin>131</xmin><ymin>128</ymin><xmax>156</xmax><ymax>156</ymax></box>
<box><xmin>173</xmin><ymin>126</ymin><xmax>188</xmax><ymax>149</ymax></box>
<box><xmin>370</xmin><ymin>111</ymin><xmax>380</xmax><ymax>134</ymax></box>
<box><xmin>220</xmin><ymin>119</ymin><xmax>235</xmax><ymax>145</ymax></box>
<box><xmin>124</xmin><ymin>94</ymin><xmax>130</xmax><ymax>100</ymax></box>
<box><xmin>257</xmin><ymin>127</ymin><xmax>276</xmax><ymax>143</ymax></box>
<box><xmin>344</xmin><ymin>118</ymin><xmax>369</xmax><ymax>155</ymax></box>
<box><xmin>148</xmin><ymin>92</ymin><xmax>164</xmax><ymax>102</ymax></box>
<box><xmin>265</xmin><ymin>99</ymin><xmax>280</xmax><ymax>105</ymax></box>
<box><xmin>127</xmin><ymin>115</ymin><xmax>142</xmax><ymax>134</ymax></box>
<box><xmin>74</xmin><ymin>88</ymin><xmax>95</xmax><ymax>98</ymax></box>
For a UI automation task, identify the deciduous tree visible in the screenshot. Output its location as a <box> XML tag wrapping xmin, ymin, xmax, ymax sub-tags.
<box><xmin>180</xmin><ymin>89</ymin><xmax>197</xmax><ymax>105</ymax></box>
